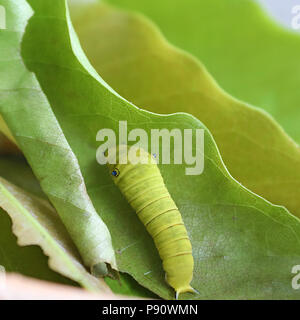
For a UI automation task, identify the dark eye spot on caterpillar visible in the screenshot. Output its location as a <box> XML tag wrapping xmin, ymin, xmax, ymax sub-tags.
<box><xmin>107</xmin><ymin>145</ymin><xmax>198</xmax><ymax>299</ymax></box>
<box><xmin>111</xmin><ymin>168</ymin><xmax>120</xmax><ymax>177</ymax></box>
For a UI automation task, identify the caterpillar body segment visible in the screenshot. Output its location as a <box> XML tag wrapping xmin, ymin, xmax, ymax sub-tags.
<box><xmin>107</xmin><ymin>145</ymin><xmax>196</xmax><ymax>299</ymax></box>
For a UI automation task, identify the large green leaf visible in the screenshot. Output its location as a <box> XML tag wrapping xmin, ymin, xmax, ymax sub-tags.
<box><xmin>0</xmin><ymin>0</ymin><xmax>117</xmax><ymax>275</ymax></box>
<box><xmin>107</xmin><ymin>0</ymin><xmax>300</xmax><ymax>143</ymax></box>
<box><xmin>4</xmin><ymin>0</ymin><xmax>300</xmax><ymax>299</ymax></box>
<box><xmin>70</xmin><ymin>2</ymin><xmax>300</xmax><ymax>219</ymax></box>
<box><xmin>0</xmin><ymin>177</ymin><xmax>110</xmax><ymax>291</ymax></box>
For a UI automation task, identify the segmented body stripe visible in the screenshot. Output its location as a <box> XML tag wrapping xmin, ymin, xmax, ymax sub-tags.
<box><xmin>152</xmin><ymin>223</ymin><xmax>184</xmax><ymax>239</ymax></box>
<box><xmin>136</xmin><ymin>194</ymin><xmax>170</xmax><ymax>214</ymax></box>
<box><xmin>127</xmin><ymin>185</ymin><xmax>167</xmax><ymax>205</ymax></box>
<box><xmin>144</xmin><ymin>209</ymin><xmax>178</xmax><ymax>227</ymax></box>
<box><xmin>117</xmin><ymin>174</ymin><xmax>162</xmax><ymax>194</ymax></box>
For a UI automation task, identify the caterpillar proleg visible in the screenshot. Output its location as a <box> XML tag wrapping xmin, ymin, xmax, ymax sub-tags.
<box><xmin>107</xmin><ymin>145</ymin><xmax>196</xmax><ymax>299</ymax></box>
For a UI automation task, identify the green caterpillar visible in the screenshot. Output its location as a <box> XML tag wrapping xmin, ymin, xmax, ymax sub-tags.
<box><xmin>107</xmin><ymin>145</ymin><xmax>196</xmax><ymax>299</ymax></box>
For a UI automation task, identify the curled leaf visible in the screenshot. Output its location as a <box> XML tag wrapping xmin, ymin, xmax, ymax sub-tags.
<box><xmin>0</xmin><ymin>177</ymin><xmax>110</xmax><ymax>292</ymax></box>
<box><xmin>0</xmin><ymin>0</ymin><xmax>117</xmax><ymax>274</ymax></box>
